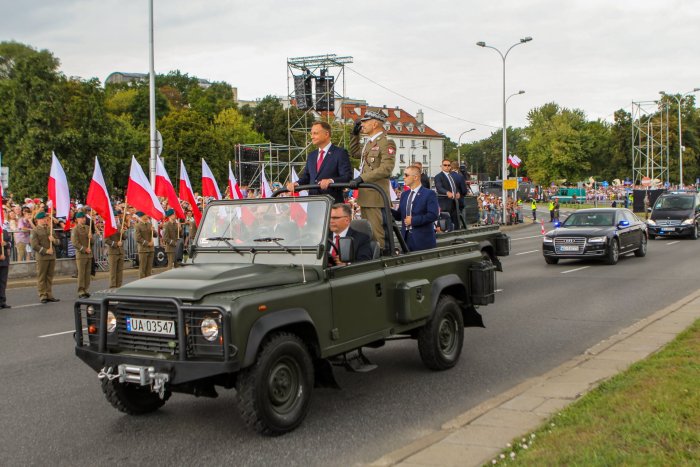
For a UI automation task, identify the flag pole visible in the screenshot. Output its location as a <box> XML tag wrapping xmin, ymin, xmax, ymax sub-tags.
<box><xmin>118</xmin><ymin>194</ymin><xmax>129</xmax><ymax>243</ymax></box>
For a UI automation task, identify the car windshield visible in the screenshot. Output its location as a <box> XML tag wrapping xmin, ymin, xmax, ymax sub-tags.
<box><xmin>562</xmin><ymin>212</ymin><xmax>615</xmax><ymax>227</ymax></box>
<box><xmin>653</xmin><ymin>196</ymin><xmax>694</xmax><ymax>210</ymax></box>
<box><xmin>196</xmin><ymin>199</ymin><xmax>327</xmax><ymax>248</ymax></box>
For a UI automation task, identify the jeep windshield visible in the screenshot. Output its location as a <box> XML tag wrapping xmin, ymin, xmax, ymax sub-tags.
<box><xmin>653</xmin><ymin>196</ymin><xmax>694</xmax><ymax>211</ymax></box>
<box><xmin>196</xmin><ymin>199</ymin><xmax>328</xmax><ymax>249</ymax></box>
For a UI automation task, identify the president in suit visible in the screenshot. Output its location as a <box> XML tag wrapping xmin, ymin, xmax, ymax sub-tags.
<box><xmin>434</xmin><ymin>159</ymin><xmax>462</xmax><ymax>230</ymax></box>
<box><xmin>287</xmin><ymin>121</ymin><xmax>352</xmax><ymax>204</ymax></box>
<box><xmin>394</xmin><ymin>166</ymin><xmax>439</xmax><ymax>251</ymax></box>
<box><xmin>328</xmin><ymin>203</ymin><xmax>373</xmax><ymax>266</ymax></box>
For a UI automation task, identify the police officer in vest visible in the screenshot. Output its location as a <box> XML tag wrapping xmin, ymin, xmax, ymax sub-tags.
<box><xmin>71</xmin><ymin>211</ymin><xmax>93</xmax><ymax>298</ymax></box>
<box><xmin>105</xmin><ymin>211</ymin><xmax>125</xmax><ymax>288</ymax></box>
<box><xmin>134</xmin><ymin>211</ymin><xmax>155</xmax><ymax>278</ymax></box>
<box><xmin>548</xmin><ymin>200</ymin><xmax>555</xmax><ymax>222</ymax></box>
<box><xmin>348</xmin><ymin>110</ymin><xmax>396</xmax><ymax>251</ymax></box>
<box><xmin>531</xmin><ymin>199</ymin><xmax>537</xmax><ymax>222</ymax></box>
<box><xmin>30</xmin><ymin>211</ymin><xmax>60</xmax><ymax>303</ymax></box>
<box><xmin>162</xmin><ymin>208</ymin><xmax>180</xmax><ymax>269</ymax></box>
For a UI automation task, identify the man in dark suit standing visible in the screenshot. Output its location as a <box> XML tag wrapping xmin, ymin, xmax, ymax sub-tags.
<box><xmin>0</xmin><ymin>223</ymin><xmax>11</xmax><ymax>308</ymax></box>
<box><xmin>395</xmin><ymin>166</ymin><xmax>439</xmax><ymax>251</ymax></box>
<box><xmin>434</xmin><ymin>159</ymin><xmax>462</xmax><ymax>230</ymax></box>
<box><xmin>450</xmin><ymin>160</ymin><xmax>468</xmax><ymax>214</ymax></box>
<box><xmin>328</xmin><ymin>203</ymin><xmax>373</xmax><ymax>266</ymax></box>
<box><xmin>413</xmin><ymin>162</ymin><xmax>431</xmax><ymax>189</ymax></box>
<box><xmin>287</xmin><ymin>121</ymin><xmax>352</xmax><ymax>204</ymax></box>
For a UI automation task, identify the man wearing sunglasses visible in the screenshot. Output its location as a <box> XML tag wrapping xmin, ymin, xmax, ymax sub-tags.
<box><xmin>394</xmin><ymin>166</ymin><xmax>438</xmax><ymax>251</ymax></box>
<box><xmin>434</xmin><ymin>159</ymin><xmax>462</xmax><ymax>230</ymax></box>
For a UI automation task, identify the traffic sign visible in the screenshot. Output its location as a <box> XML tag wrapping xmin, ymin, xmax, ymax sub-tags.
<box><xmin>503</xmin><ymin>179</ymin><xmax>517</xmax><ymax>190</ymax></box>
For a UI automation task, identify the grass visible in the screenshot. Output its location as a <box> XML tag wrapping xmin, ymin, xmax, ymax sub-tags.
<box><xmin>489</xmin><ymin>319</ymin><xmax>700</xmax><ymax>466</ymax></box>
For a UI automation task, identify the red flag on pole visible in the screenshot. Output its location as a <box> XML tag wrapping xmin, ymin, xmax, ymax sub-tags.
<box><xmin>126</xmin><ymin>156</ymin><xmax>164</xmax><ymax>220</ymax></box>
<box><xmin>227</xmin><ymin>161</ymin><xmax>244</xmax><ymax>200</ymax></box>
<box><xmin>86</xmin><ymin>157</ymin><xmax>118</xmax><ymax>237</ymax></box>
<box><xmin>179</xmin><ymin>160</ymin><xmax>202</xmax><ymax>226</ymax></box>
<box><xmin>48</xmin><ymin>151</ymin><xmax>70</xmax><ymax>218</ymax></box>
<box><xmin>201</xmin><ymin>158</ymin><xmax>221</xmax><ymax>200</ymax></box>
<box><xmin>155</xmin><ymin>157</ymin><xmax>185</xmax><ymax>219</ymax></box>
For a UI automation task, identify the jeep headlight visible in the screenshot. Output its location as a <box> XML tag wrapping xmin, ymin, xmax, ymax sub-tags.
<box><xmin>543</xmin><ymin>236</ymin><xmax>553</xmax><ymax>243</ymax></box>
<box><xmin>107</xmin><ymin>311</ymin><xmax>117</xmax><ymax>333</ymax></box>
<box><xmin>681</xmin><ymin>218</ymin><xmax>695</xmax><ymax>225</ymax></box>
<box><xmin>646</xmin><ymin>219</ymin><xmax>656</xmax><ymax>226</ymax></box>
<box><xmin>588</xmin><ymin>236</ymin><xmax>606</xmax><ymax>243</ymax></box>
<box><xmin>200</xmin><ymin>316</ymin><xmax>219</xmax><ymax>342</ymax></box>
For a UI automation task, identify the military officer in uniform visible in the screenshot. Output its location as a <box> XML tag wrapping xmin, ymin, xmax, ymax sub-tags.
<box><xmin>105</xmin><ymin>211</ymin><xmax>125</xmax><ymax>288</ymax></box>
<box><xmin>30</xmin><ymin>211</ymin><xmax>60</xmax><ymax>303</ymax></box>
<box><xmin>134</xmin><ymin>211</ymin><xmax>156</xmax><ymax>278</ymax></box>
<box><xmin>161</xmin><ymin>208</ymin><xmax>180</xmax><ymax>269</ymax></box>
<box><xmin>349</xmin><ymin>110</ymin><xmax>396</xmax><ymax>250</ymax></box>
<box><xmin>71</xmin><ymin>211</ymin><xmax>93</xmax><ymax>298</ymax></box>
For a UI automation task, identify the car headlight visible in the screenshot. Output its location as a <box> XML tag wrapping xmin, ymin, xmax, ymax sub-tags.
<box><xmin>107</xmin><ymin>311</ymin><xmax>117</xmax><ymax>333</ymax></box>
<box><xmin>200</xmin><ymin>316</ymin><xmax>220</xmax><ymax>342</ymax></box>
<box><xmin>681</xmin><ymin>218</ymin><xmax>695</xmax><ymax>225</ymax></box>
<box><xmin>588</xmin><ymin>236</ymin><xmax>607</xmax><ymax>243</ymax></box>
<box><xmin>543</xmin><ymin>236</ymin><xmax>553</xmax><ymax>243</ymax></box>
<box><xmin>646</xmin><ymin>219</ymin><xmax>656</xmax><ymax>226</ymax></box>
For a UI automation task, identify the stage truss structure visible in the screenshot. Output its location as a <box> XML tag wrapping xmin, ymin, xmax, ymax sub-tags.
<box><xmin>632</xmin><ymin>100</ymin><xmax>670</xmax><ymax>186</ymax></box>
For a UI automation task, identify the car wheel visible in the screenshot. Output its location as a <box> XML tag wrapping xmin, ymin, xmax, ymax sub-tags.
<box><xmin>544</xmin><ymin>256</ymin><xmax>559</xmax><ymax>265</ymax></box>
<box><xmin>417</xmin><ymin>295</ymin><xmax>464</xmax><ymax>371</ymax></box>
<box><xmin>648</xmin><ymin>233</ymin><xmax>656</xmax><ymax>240</ymax></box>
<box><xmin>691</xmin><ymin>224</ymin><xmax>698</xmax><ymax>240</ymax></box>
<box><xmin>101</xmin><ymin>378</ymin><xmax>170</xmax><ymax>415</ymax></box>
<box><xmin>605</xmin><ymin>238</ymin><xmax>620</xmax><ymax>265</ymax></box>
<box><xmin>236</xmin><ymin>332</ymin><xmax>314</xmax><ymax>436</ymax></box>
<box><xmin>634</xmin><ymin>234</ymin><xmax>647</xmax><ymax>257</ymax></box>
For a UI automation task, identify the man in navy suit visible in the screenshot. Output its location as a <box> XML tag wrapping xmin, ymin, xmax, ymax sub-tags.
<box><xmin>394</xmin><ymin>166</ymin><xmax>439</xmax><ymax>251</ymax></box>
<box><xmin>434</xmin><ymin>159</ymin><xmax>462</xmax><ymax>230</ymax></box>
<box><xmin>328</xmin><ymin>204</ymin><xmax>373</xmax><ymax>266</ymax></box>
<box><xmin>287</xmin><ymin>121</ymin><xmax>352</xmax><ymax>204</ymax></box>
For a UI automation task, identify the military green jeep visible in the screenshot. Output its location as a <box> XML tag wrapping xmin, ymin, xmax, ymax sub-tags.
<box><xmin>74</xmin><ymin>183</ymin><xmax>509</xmax><ymax>435</ymax></box>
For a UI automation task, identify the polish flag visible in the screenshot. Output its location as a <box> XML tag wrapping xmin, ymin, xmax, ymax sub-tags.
<box><xmin>86</xmin><ymin>157</ymin><xmax>118</xmax><ymax>237</ymax></box>
<box><xmin>48</xmin><ymin>152</ymin><xmax>70</xmax><ymax>219</ymax></box>
<box><xmin>289</xmin><ymin>167</ymin><xmax>308</xmax><ymax>227</ymax></box>
<box><xmin>155</xmin><ymin>157</ymin><xmax>185</xmax><ymax>219</ymax></box>
<box><xmin>352</xmin><ymin>168</ymin><xmax>361</xmax><ymax>199</ymax></box>
<box><xmin>290</xmin><ymin>167</ymin><xmax>309</xmax><ymax>197</ymax></box>
<box><xmin>179</xmin><ymin>160</ymin><xmax>202</xmax><ymax>226</ymax></box>
<box><xmin>228</xmin><ymin>161</ymin><xmax>244</xmax><ymax>200</ymax></box>
<box><xmin>260</xmin><ymin>169</ymin><xmax>273</xmax><ymax>198</ymax></box>
<box><xmin>126</xmin><ymin>156</ymin><xmax>164</xmax><ymax>220</ymax></box>
<box><xmin>202</xmin><ymin>158</ymin><xmax>221</xmax><ymax>200</ymax></box>
<box><xmin>508</xmin><ymin>154</ymin><xmax>522</xmax><ymax>168</ymax></box>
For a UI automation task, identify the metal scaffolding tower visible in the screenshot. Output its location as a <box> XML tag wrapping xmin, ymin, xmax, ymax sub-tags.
<box><xmin>287</xmin><ymin>54</ymin><xmax>354</xmax><ymax>166</ymax></box>
<box><xmin>632</xmin><ymin>100</ymin><xmax>670</xmax><ymax>186</ymax></box>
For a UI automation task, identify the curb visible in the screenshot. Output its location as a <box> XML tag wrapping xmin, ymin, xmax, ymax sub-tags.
<box><xmin>369</xmin><ymin>287</ymin><xmax>700</xmax><ymax>466</ymax></box>
<box><xmin>7</xmin><ymin>266</ymin><xmax>168</xmax><ymax>290</ymax></box>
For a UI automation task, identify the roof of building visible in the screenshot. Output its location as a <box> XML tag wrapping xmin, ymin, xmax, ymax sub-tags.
<box><xmin>332</xmin><ymin>104</ymin><xmax>442</xmax><ymax>138</ymax></box>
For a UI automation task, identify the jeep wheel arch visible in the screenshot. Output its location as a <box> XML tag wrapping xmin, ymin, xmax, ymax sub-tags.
<box><xmin>243</xmin><ymin>308</ymin><xmax>319</xmax><ymax>367</ymax></box>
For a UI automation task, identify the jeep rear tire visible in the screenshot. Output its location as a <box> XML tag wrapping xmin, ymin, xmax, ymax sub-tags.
<box><xmin>417</xmin><ymin>295</ymin><xmax>464</xmax><ymax>371</ymax></box>
<box><xmin>101</xmin><ymin>379</ymin><xmax>170</xmax><ymax>415</ymax></box>
<box><xmin>236</xmin><ymin>332</ymin><xmax>314</xmax><ymax>436</ymax></box>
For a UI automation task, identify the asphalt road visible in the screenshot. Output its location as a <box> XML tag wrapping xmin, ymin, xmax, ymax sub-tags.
<box><xmin>1</xmin><ymin>224</ymin><xmax>698</xmax><ymax>466</ymax></box>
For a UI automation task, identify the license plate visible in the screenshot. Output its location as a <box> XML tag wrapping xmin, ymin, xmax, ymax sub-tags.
<box><xmin>661</xmin><ymin>228</ymin><xmax>673</xmax><ymax>232</ymax></box>
<box><xmin>126</xmin><ymin>316</ymin><xmax>175</xmax><ymax>336</ymax></box>
<box><xmin>559</xmin><ymin>245</ymin><xmax>579</xmax><ymax>252</ymax></box>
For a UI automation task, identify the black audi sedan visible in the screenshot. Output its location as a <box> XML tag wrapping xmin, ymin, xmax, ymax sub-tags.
<box><xmin>542</xmin><ymin>208</ymin><xmax>647</xmax><ymax>265</ymax></box>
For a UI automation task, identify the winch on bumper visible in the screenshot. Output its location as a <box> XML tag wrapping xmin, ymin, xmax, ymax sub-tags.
<box><xmin>74</xmin><ymin>296</ymin><xmax>240</xmax><ymax>385</ymax></box>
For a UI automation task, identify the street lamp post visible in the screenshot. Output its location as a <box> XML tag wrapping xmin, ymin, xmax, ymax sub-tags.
<box><xmin>457</xmin><ymin>128</ymin><xmax>476</xmax><ymax>170</ymax></box>
<box><xmin>660</xmin><ymin>88</ymin><xmax>699</xmax><ymax>187</ymax></box>
<box><xmin>477</xmin><ymin>37</ymin><xmax>532</xmax><ymax>223</ymax></box>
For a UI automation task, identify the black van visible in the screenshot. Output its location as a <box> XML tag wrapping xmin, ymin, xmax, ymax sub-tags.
<box><xmin>647</xmin><ymin>192</ymin><xmax>700</xmax><ymax>239</ymax></box>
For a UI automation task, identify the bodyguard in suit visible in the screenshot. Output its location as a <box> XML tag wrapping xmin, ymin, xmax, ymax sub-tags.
<box><xmin>0</xmin><ymin>225</ymin><xmax>11</xmax><ymax>308</ymax></box>
<box><xmin>394</xmin><ymin>166</ymin><xmax>439</xmax><ymax>251</ymax></box>
<box><xmin>287</xmin><ymin>121</ymin><xmax>352</xmax><ymax>204</ymax></box>
<box><xmin>450</xmin><ymin>160</ymin><xmax>468</xmax><ymax>211</ymax></box>
<box><xmin>434</xmin><ymin>159</ymin><xmax>462</xmax><ymax>230</ymax></box>
<box><xmin>328</xmin><ymin>203</ymin><xmax>373</xmax><ymax>266</ymax></box>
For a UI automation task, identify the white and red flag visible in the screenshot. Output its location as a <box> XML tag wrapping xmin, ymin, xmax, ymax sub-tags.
<box><xmin>126</xmin><ymin>156</ymin><xmax>164</xmax><ymax>220</ymax></box>
<box><xmin>48</xmin><ymin>151</ymin><xmax>70</xmax><ymax>219</ymax></box>
<box><xmin>260</xmin><ymin>169</ymin><xmax>273</xmax><ymax>198</ymax></box>
<box><xmin>507</xmin><ymin>154</ymin><xmax>522</xmax><ymax>168</ymax></box>
<box><xmin>179</xmin><ymin>160</ymin><xmax>202</xmax><ymax>226</ymax></box>
<box><xmin>289</xmin><ymin>167</ymin><xmax>308</xmax><ymax>227</ymax></box>
<box><xmin>86</xmin><ymin>157</ymin><xmax>118</xmax><ymax>237</ymax></box>
<box><xmin>227</xmin><ymin>161</ymin><xmax>244</xmax><ymax>200</ymax></box>
<box><xmin>201</xmin><ymin>158</ymin><xmax>221</xmax><ymax>200</ymax></box>
<box><xmin>155</xmin><ymin>157</ymin><xmax>185</xmax><ymax>219</ymax></box>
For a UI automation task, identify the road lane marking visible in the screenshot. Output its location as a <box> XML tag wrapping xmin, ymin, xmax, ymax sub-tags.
<box><xmin>561</xmin><ymin>266</ymin><xmax>590</xmax><ymax>274</ymax></box>
<box><xmin>8</xmin><ymin>303</ymin><xmax>45</xmax><ymax>309</ymax></box>
<box><xmin>511</xmin><ymin>235</ymin><xmax>543</xmax><ymax>241</ymax></box>
<box><xmin>515</xmin><ymin>250</ymin><xmax>539</xmax><ymax>255</ymax></box>
<box><xmin>666</xmin><ymin>241</ymin><xmax>680</xmax><ymax>245</ymax></box>
<box><xmin>39</xmin><ymin>328</ymin><xmax>84</xmax><ymax>338</ymax></box>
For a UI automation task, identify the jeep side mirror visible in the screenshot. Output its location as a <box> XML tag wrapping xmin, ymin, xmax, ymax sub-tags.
<box><xmin>338</xmin><ymin>237</ymin><xmax>355</xmax><ymax>264</ymax></box>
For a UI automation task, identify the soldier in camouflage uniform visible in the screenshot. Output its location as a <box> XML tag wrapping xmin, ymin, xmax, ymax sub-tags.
<box><xmin>161</xmin><ymin>208</ymin><xmax>180</xmax><ymax>269</ymax></box>
<box><xmin>71</xmin><ymin>211</ymin><xmax>93</xmax><ymax>298</ymax></box>
<box><xmin>30</xmin><ymin>212</ymin><xmax>60</xmax><ymax>303</ymax></box>
<box><xmin>349</xmin><ymin>110</ymin><xmax>396</xmax><ymax>250</ymax></box>
<box><xmin>105</xmin><ymin>211</ymin><xmax>125</xmax><ymax>288</ymax></box>
<box><xmin>134</xmin><ymin>211</ymin><xmax>155</xmax><ymax>278</ymax></box>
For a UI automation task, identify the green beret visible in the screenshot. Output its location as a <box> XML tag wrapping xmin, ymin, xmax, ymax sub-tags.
<box><xmin>165</xmin><ymin>208</ymin><xmax>175</xmax><ymax>217</ymax></box>
<box><xmin>36</xmin><ymin>212</ymin><xmax>47</xmax><ymax>219</ymax></box>
<box><xmin>135</xmin><ymin>211</ymin><xmax>145</xmax><ymax>217</ymax></box>
<box><xmin>75</xmin><ymin>212</ymin><xmax>85</xmax><ymax>219</ymax></box>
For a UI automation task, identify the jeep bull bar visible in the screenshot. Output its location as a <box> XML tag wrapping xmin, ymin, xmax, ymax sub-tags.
<box><xmin>74</xmin><ymin>296</ymin><xmax>240</xmax><ymax>385</ymax></box>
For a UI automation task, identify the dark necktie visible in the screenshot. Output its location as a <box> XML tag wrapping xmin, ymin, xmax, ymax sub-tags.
<box><xmin>316</xmin><ymin>149</ymin><xmax>325</xmax><ymax>172</ymax></box>
<box><xmin>406</xmin><ymin>191</ymin><xmax>415</xmax><ymax>217</ymax></box>
<box><xmin>447</xmin><ymin>172</ymin><xmax>456</xmax><ymax>194</ymax></box>
<box><xmin>333</xmin><ymin>233</ymin><xmax>340</xmax><ymax>257</ymax></box>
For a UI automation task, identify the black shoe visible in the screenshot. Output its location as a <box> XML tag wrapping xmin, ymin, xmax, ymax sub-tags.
<box><xmin>78</xmin><ymin>294</ymin><xmax>90</xmax><ymax>299</ymax></box>
<box><xmin>47</xmin><ymin>297</ymin><xmax>60</xmax><ymax>302</ymax></box>
<box><xmin>41</xmin><ymin>299</ymin><xmax>49</xmax><ymax>304</ymax></box>
<box><xmin>0</xmin><ymin>304</ymin><xmax>10</xmax><ymax>308</ymax></box>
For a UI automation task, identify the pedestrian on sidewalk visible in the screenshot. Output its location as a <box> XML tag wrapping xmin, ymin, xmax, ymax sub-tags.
<box><xmin>71</xmin><ymin>212</ymin><xmax>93</xmax><ymax>298</ymax></box>
<box><xmin>30</xmin><ymin>212</ymin><xmax>60</xmax><ymax>304</ymax></box>
<box><xmin>0</xmin><ymin>224</ymin><xmax>11</xmax><ymax>308</ymax></box>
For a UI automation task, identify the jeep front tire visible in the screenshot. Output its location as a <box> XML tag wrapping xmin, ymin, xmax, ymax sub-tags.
<box><xmin>236</xmin><ymin>332</ymin><xmax>314</xmax><ymax>436</ymax></box>
<box><xmin>417</xmin><ymin>295</ymin><xmax>464</xmax><ymax>371</ymax></box>
<box><xmin>101</xmin><ymin>379</ymin><xmax>170</xmax><ymax>415</ymax></box>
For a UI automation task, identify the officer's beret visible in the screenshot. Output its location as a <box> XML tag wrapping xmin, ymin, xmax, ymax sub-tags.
<box><xmin>36</xmin><ymin>212</ymin><xmax>47</xmax><ymax>219</ymax></box>
<box><xmin>165</xmin><ymin>208</ymin><xmax>175</xmax><ymax>217</ymax></box>
<box><xmin>361</xmin><ymin>110</ymin><xmax>387</xmax><ymax>123</ymax></box>
<box><xmin>135</xmin><ymin>211</ymin><xmax>145</xmax><ymax>217</ymax></box>
<box><xmin>75</xmin><ymin>212</ymin><xmax>85</xmax><ymax>219</ymax></box>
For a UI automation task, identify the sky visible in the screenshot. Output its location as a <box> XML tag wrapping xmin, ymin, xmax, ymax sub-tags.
<box><xmin>2</xmin><ymin>0</ymin><xmax>699</xmax><ymax>143</ymax></box>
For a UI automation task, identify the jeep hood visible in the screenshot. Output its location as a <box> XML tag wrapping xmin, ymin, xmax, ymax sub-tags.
<box><xmin>115</xmin><ymin>263</ymin><xmax>318</xmax><ymax>301</ymax></box>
